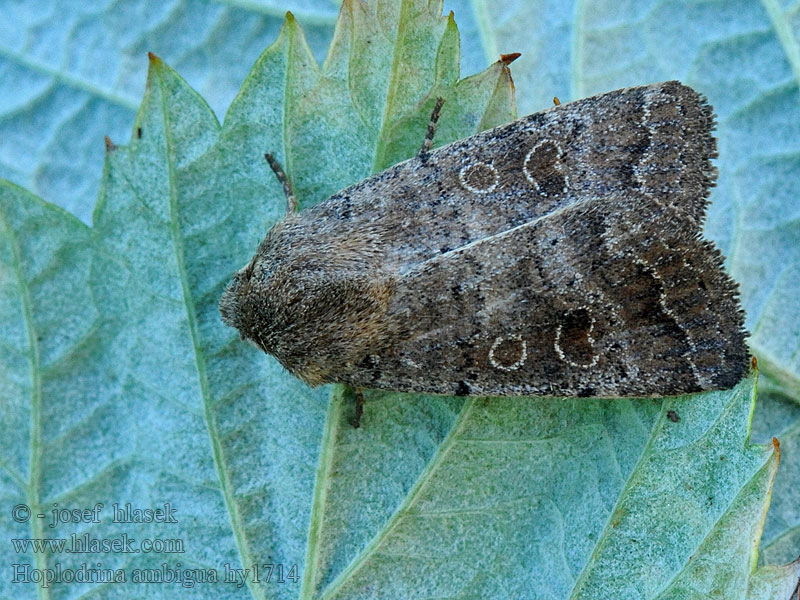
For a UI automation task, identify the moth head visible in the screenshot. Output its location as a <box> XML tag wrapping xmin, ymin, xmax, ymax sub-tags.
<box><xmin>219</xmin><ymin>214</ymin><xmax>395</xmax><ymax>386</ymax></box>
<box><xmin>220</xmin><ymin>256</ymin><xmax>269</xmax><ymax>350</ymax></box>
<box><xmin>219</xmin><ymin>222</ymin><xmax>291</xmax><ymax>354</ymax></box>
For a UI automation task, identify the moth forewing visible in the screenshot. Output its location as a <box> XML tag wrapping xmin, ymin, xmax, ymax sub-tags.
<box><xmin>220</xmin><ymin>81</ymin><xmax>748</xmax><ymax>398</ymax></box>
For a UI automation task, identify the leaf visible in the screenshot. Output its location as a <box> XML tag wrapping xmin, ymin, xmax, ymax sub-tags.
<box><xmin>751</xmin><ymin>380</ymin><xmax>800</xmax><ymax>566</ymax></box>
<box><xmin>0</xmin><ymin>2</ymin><xmax>798</xmax><ymax>600</ymax></box>
<box><xmin>748</xmin><ymin>560</ymin><xmax>800</xmax><ymax>600</ymax></box>
<box><xmin>301</xmin><ymin>378</ymin><xmax>784</xmax><ymax>600</ymax></box>
<box><xmin>0</xmin><ymin>1</ymin><xmax>338</xmax><ymax>223</ymax></box>
<box><xmin>450</xmin><ymin>0</ymin><xmax>800</xmax><ymax>581</ymax></box>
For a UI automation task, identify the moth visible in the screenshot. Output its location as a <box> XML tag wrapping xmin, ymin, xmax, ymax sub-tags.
<box><xmin>220</xmin><ymin>81</ymin><xmax>748</xmax><ymax>400</ymax></box>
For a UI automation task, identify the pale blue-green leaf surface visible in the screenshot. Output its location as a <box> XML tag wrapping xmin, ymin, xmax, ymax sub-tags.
<box><xmin>1</xmin><ymin>1</ymin><xmax>799</xmax><ymax>598</ymax></box>
<box><xmin>0</xmin><ymin>0</ymin><xmax>338</xmax><ymax>222</ymax></box>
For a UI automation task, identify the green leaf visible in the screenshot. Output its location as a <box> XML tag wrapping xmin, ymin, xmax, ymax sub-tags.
<box><xmin>0</xmin><ymin>182</ymin><xmax>98</xmax><ymax>593</ymax></box>
<box><xmin>748</xmin><ymin>560</ymin><xmax>800</xmax><ymax>600</ymax></box>
<box><xmin>0</xmin><ymin>1</ymin><xmax>338</xmax><ymax>223</ymax></box>
<box><xmin>751</xmin><ymin>380</ymin><xmax>800</xmax><ymax>566</ymax></box>
<box><xmin>1</xmin><ymin>2</ymin><xmax>798</xmax><ymax>599</ymax></box>
<box><xmin>301</xmin><ymin>378</ymin><xmax>784</xmax><ymax>599</ymax></box>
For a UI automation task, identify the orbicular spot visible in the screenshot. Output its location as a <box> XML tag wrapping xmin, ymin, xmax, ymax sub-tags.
<box><xmin>523</xmin><ymin>140</ymin><xmax>568</xmax><ymax>196</ymax></box>
<box><xmin>554</xmin><ymin>307</ymin><xmax>598</xmax><ymax>368</ymax></box>
<box><xmin>489</xmin><ymin>334</ymin><xmax>527</xmax><ymax>371</ymax></box>
<box><xmin>459</xmin><ymin>161</ymin><xmax>499</xmax><ymax>194</ymax></box>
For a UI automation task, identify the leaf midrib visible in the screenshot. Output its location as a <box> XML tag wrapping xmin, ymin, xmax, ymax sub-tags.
<box><xmin>761</xmin><ymin>0</ymin><xmax>800</xmax><ymax>89</ymax></box>
<box><xmin>152</xmin><ymin>64</ymin><xmax>265</xmax><ymax>600</ymax></box>
<box><xmin>570</xmin><ymin>0</ymin><xmax>587</xmax><ymax>100</ymax></box>
<box><xmin>300</xmin><ymin>388</ymin><xmax>347</xmax><ymax>599</ymax></box>
<box><xmin>0</xmin><ymin>43</ymin><xmax>138</xmax><ymax>110</ymax></box>
<box><xmin>655</xmin><ymin>448</ymin><xmax>777</xmax><ymax>598</ymax></box>
<box><xmin>0</xmin><ymin>197</ymin><xmax>50</xmax><ymax>600</ymax></box>
<box><xmin>567</xmin><ymin>401</ymin><xmax>667</xmax><ymax>599</ymax></box>
<box><xmin>318</xmin><ymin>398</ymin><xmax>478</xmax><ymax>599</ymax></box>
<box><xmin>569</xmin><ymin>383</ymin><xmax>760</xmax><ymax>599</ymax></box>
<box><xmin>370</xmin><ymin>0</ymin><xmax>413</xmax><ymax>174</ymax></box>
<box><xmin>470</xmin><ymin>0</ymin><xmax>498</xmax><ymax>65</ymax></box>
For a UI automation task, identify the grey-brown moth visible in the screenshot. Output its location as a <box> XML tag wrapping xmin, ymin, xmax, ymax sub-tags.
<box><xmin>219</xmin><ymin>81</ymin><xmax>748</xmax><ymax>399</ymax></box>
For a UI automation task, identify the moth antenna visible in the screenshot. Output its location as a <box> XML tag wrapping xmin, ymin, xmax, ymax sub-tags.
<box><xmin>418</xmin><ymin>97</ymin><xmax>445</xmax><ymax>160</ymax></box>
<box><xmin>264</xmin><ymin>152</ymin><xmax>298</xmax><ymax>213</ymax></box>
<box><xmin>553</xmin><ymin>96</ymin><xmax>561</xmax><ymax>106</ymax></box>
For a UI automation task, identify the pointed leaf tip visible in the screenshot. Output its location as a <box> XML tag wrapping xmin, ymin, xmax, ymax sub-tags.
<box><xmin>500</xmin><ymin>52</ymin><xmax>522</xmax><ymax>65</ymax></box>
<box><xmin>773</xmin><ymin>437</ymin><xmax>781</xmax><ymax>461</ymax></box>
<box><xmin>147</xmin><ymin>51</ymin><xmax>160</xmax><ymax>64</ymax></box>
<box><xmin>104</xmin><ymin>135</ymin><xmax>116</xmax><ymax>152</ymax></box>
<box><xmin>285</xmin><ymin>11</ymin><xmax>295</xmax><ymax>23</ymax></box>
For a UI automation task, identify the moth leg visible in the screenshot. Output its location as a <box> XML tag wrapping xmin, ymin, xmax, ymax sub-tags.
<box><xmin>418</xmin><ymin>97</ymin><xmax>445</xmax><ymax>159</ymax></box>
<box><xmin>352</xmin><ymin>388</ymin><xmax>365</xmax><ymax>429</ymax></box>
<box><xmin>264</xmin><ymin>152</ymin><xmax>298</xmax><ymax>213</ymax></box>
